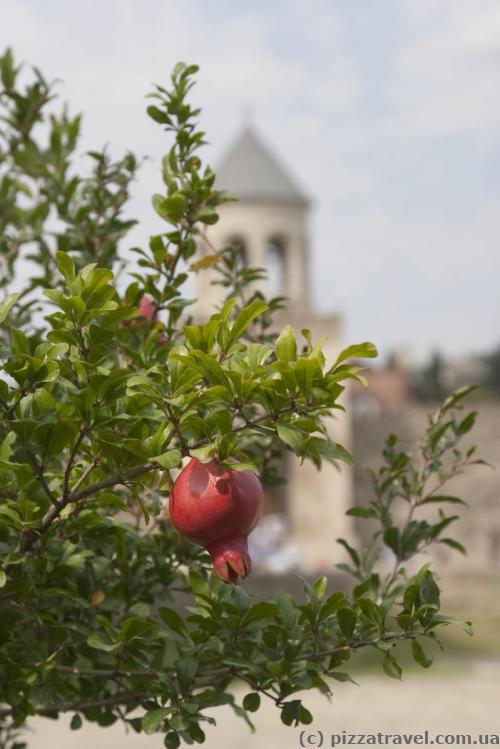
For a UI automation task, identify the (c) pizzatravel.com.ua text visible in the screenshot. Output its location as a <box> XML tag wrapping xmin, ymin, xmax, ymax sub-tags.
<box><xmin>298</xmin><ymin>731</ymin><xmax>500</xmax><ymax>746</ymax></box>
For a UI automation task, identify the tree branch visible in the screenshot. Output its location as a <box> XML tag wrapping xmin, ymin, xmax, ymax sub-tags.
<box><xmin>25</xmin><ymin>449</ymin><xmax>57</xmax><ymax>507</ymax></box>
<box><xmin>18</xmin><ymin>462</ymin><xmax>156</xmax><ymax>553</ymax></box>
<box><xmin>62</xmin><ymin>428</ymin><xmax>88</xmax><ymax>499</ymax></box>
<box><xmin>0</xmin><ymin>693</ymin><xmax>141</xmax><ymax>718</ymax></box>
<box><xmin>54</xmin><ymin>665</ymin><xmax>157</xmax><ymax>679</ymax></box>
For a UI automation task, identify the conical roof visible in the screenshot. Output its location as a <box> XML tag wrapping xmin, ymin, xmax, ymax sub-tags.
<box><xmin>215</xmin><ymin>127</ymin><xmax>309</xmax><ymax>207</ymax></box>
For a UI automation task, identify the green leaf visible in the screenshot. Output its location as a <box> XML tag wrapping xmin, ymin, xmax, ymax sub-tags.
<box><xmin>275</xmin><ymin>325</ymin><xmax>297</xmax><ymax>363</ymax></box>
<box><xmin>440</xmin><ymin>538</ymin><xmax>467</xmax><ymax>555</ymax></box>
<box><xmin>412</xmin><ymin>639</ymin><xmax>432</xmax><ymax>668</ymax></box>
<box><xmin>189</xmin><ymin>442</ymin><xmax>217</xmax><ymax>462</ymax></box>
<box><xmin>243</xmin><ymin>602</ymin><xmax>279</xmax><ymax>624</ymax></box>
<box><xmin>428</xmin><ymin>615</ymin><xmax>473</xmax><ymax>636</ymax></box>
<box><xmin>280</xmin><ymin>700</ymin><xmax>301</xmax><ymax>727</ymax></box>
<box><xmin>337</xmin><ymin>607</ymin><xmax>357</xmax><ymax>638</ymax></box>
<box><xmin>0</xmin><ymin>293</ymin><xmax>19</xmax><ymax>324</ymax></box>
<box><xmin>142</xmin><ymin>708</ymin><xmax>169</xmax><ymax>735</ymax></box>
<box><xmin>225</xmin><ymin>300</ymin><xmax>268</xmax><ymax>351</ymax></box>
<box><xmin>330</xmin><ymin>671</ymin><xmax>357</xmax><ymax>684</ymax></box>
<box><xmin>295</xmin><ymin>357</ymin><xmax>320</xmax><ymax>401</ymax></box>
<box><xmin>159</xmin><ymin>606</ymin><xmax>188</xmax><ymax>637</ymax></box>
<box><xmin>56</xmin><ymin>251</ymin><xmax>76</xmax><ymax>285</ymax></box>
<box><xmin>0</xmin><ymin>570</ymin><xmax>6</xmax><ymax>588</ymax></box>
<box><xmin>382</xmin><ymin>651</ymin><xmax>402</xmax><ymax>680</ymax></box>
<box><xmin>164</xmin><ymin>732</ymin><xmax>181</xmax><ymax>749</ymax></box>
<box><xmin>313</xmin><ymin>576</ymin><xmax>328</xmax><ymax>599</ymax></box>
<box><xmin>195</xmin><ymin>206</ymin><xmax>219</xmax><ymax>225</ymax></box>
<box><xmin>147</xmin><ymin>105</ymin><xmax>168</xmax><ymax>123</ymax></box>
<box><xmin>276</xmin><ymin>422</ymin><xmax>308</xmax><ymax>455</ymax></box>
<box><xmin>242</xmin><ymin>693</ymin><xmax>261</xmax><ymax>712</ymax></box>
<box><xmin>86</xmin><ymin>632</ymin><xmax>120</xmax><ymax>652</ymax></box>
<box><xmin>317</xmin><ymin>438</ymin><xmax>353</xmax><ymax>465</ymax></box>
<box><xmin>333</xmin><ymin>342</ymin><xmax>378</xmax><ymax>368</ymax></box>
<box><xmin>457</xmin><ymin>412</ymin><xmax>477</xmax><ymax>435</ymax></box>
<box><xmin>346</xmin><ymin>506</ymin><xmax>377</xmax><ymax>518</ymax></box>
<box><xmin>0</xmin><ymin>431</ymin><xmax>16</xmax><ymax>462</ymax></box>
<box><xmin>153</xmin><ymin>449</ymin><xmax>182</xmax><ymax>469</ymax></box>
<box><xmin>440</xmin><ymin>386</ymin><xmax>477</xmax><ymax>414</ymax></box>
<box><xmin>190</xmin><ymin>253</ymin><xmax>220</xmax><ymax>271</ymax></box>
<box><xmin>419</xmin><ymin>495</ymin><xmax>467</xmax><ymax>506</ymax></box>
<box><xmin>152</xmin><ymin>193</ymin><xmax>186</xmax><ymax>224</ymax></box>
<box><xmin>337</xmin><ymin>538</ymin><xmax>360</xmax><ymax>567</ymax></box>
<box><xmin>70</xmin><ymin>714</ymin><xmax>82</xmax><ymax>730</ymax></box>
<box><xmin>383</xmin><ymin>526</ymin><xmax>400</xmax><ymax>555</ymax></box>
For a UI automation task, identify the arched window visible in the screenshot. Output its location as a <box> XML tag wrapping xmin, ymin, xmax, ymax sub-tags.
<box><xmin>225</xmin><ymin>236</ymin><xmax>247</xmax><ymax>266</ymax></box>
<box><xmin>264</xmin><ymin>236</ymin><xmax>286</xmax><ymax>298</ymax></box>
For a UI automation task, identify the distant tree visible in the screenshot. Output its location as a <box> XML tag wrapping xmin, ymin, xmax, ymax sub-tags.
<box><xmin>483</xmin><ymin>345</ymin><xmax>500</xmax><ymax>397</ymax></box>
<box><xmin>414</xmin><ymin>351</ymin><xmax>447</xmax><ymax>402</ymax></box>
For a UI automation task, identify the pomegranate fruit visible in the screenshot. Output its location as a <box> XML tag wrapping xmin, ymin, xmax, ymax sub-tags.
<box><xmin>169</xmin><ymin>459</ymin><xmax>264</xmax><ymax>584</ymax></box>
<box><xmin>138</xmin><ymin>295</ymin><xmax>156</xmax><ymax>321</ymax></box>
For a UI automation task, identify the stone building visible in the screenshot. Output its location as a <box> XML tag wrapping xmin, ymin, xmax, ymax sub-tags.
<box><xmin>194</xmin><ymin>126</ymin><xmax>355</xmax><ymax>572</ymax></box>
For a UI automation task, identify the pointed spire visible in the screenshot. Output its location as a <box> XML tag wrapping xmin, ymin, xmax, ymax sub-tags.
<box><xmin>216</xmin><ymin>126</ymin><xmax>309</xmax><ymax>207</ymax></box>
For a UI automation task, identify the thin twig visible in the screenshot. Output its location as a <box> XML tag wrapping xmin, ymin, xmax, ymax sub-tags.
<box><xmin>25</xmin><ymin>449</ymin><xmax>57</xmax><ymax>506</ymax></box>
<box><xmin>62</xmin><ymin>428</ymin><xmax>88</xmax><ymax>499</ymax></box>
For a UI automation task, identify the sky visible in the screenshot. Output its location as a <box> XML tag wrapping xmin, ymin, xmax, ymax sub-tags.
<box><xmin>2</xmin><ymin>0</ymin><xmax>499</xmax><ymax>363</ymax></box>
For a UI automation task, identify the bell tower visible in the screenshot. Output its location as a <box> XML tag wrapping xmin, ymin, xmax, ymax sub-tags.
<box><xmin>196</xmin><ymin>127</ymin><xmax>310</xmax><ymax>313</ymax></box>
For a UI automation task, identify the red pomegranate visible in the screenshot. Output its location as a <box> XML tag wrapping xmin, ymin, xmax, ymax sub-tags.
<box><xmin>138</xmin><ymin>295</ymin><xmax>156</xmax><ymax>321</ymax></box>
<box><xmin>169</xmin><ymin>459</ymin><xmax>264</xmax><ymax>584</ymax></box>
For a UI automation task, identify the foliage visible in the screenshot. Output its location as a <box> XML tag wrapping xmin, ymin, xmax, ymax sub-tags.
<box><xmin>482</xmin><ymin>345</ymin><xmax>500</xmax><ymax>397</ymax></box>
<box><xmin>412</xmin><ymin>351</ymin><xmax>447</xmax><ymax>403</ymax></box>
<box><xmin>0</xmin><ymin>49</ymin><xmax>481</xmax><ymax>748</ymax></box>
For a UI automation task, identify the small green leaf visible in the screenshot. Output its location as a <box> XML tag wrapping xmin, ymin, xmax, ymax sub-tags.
<box><xmin>330</xmin><ymin>671</ymin><xmax>357</xmax><ymax>684</ymax></box>
<box><xmin>428</xmin><ymin>615</ymin><xmax>473</xmax><ymax>636</ymax></box>
<box><xmin>440</xmin><ymin>386</ymin><xmax>477</xmax><ymax>414</ymax></box>
<box><xmin>243</xmin><ymin>602</ymin><xmax>279</xmax><ymax>624</ymax></box>
<box><xmin>412</xmin><ymin>639</ymin><xmax>432</xmax><ymax>668</ymax></box>
<box><xmin>457</xmin><ymin>412</ymin><xmax>477</xmax><ymax>435</ymax></box>
<box><xmin>190</xmin><ymin>253</ymin><xmax>220</xmax><ymax>271</ymax></box>
<box><xmin>0</xmin><ymin>570</ymin><xmax>6</xmax><ymax>588</ymax></box>
<box><xmin>419</xmin><ymin>495</ymin><xmax>468</xmax><ymax>507</ymax></box>
<box><xmin>440</xmin><ymin>538</ymin><xmax>467</xmax><ymax>555</ymax></box>
<box><xmin>86</xmin><ymin>632</ymin><xmax>120</xmax><ymax>652</ymax></box>
<box><xmin>56</xmin><ymin>251</ymin><xmax>76</xmax><ymax>285</ymax></box>
<box><xmin>225</xmin><ymin>300</ymin><xmax>268</xmax><ymax>351</ymax></box>
<box><xmin>154</xmin><ymin>449</ymin><xmax>182</xmax><ymax>469</ymax></box>
<box><xmin>164</xmin><ymin>732</ymin><xmax>181</xmax><ymax>749</ymax></box>
<box><xmin>242</xmin><ymin>692</ymin><xmax>261</xmax><ymax>712</ymax></box>
<box><xmin>382</xmin><ymin>651</ymin><xmax>402</xmax><ymax>680</ymax></box>
<box><xmin>275</xmin><ymin>325</ymin><xmax>297</xmax><ymax>363</ymax></box>
<box><xmin>142</xmin><ymin>708</ymin><xmax>169</xmax><ymax>735</ymax></box>
<box><xmin>152</xmin><ymin>193</ymin><xmax>186</xmax><ymax>224</ymax></box>
<box><xmin>346</xmin><ymin>506</ymin><xmax>377</xmax><ymax>518</ymax></box>
<box><xmin>147</xmin><ymin>105</ymin><xmax>168</xmax><ymax>124</ymax></box>
<box><xmin>337</xmin><ymin>607</ymin><xmax>357</xmax><ymax>638</ymax></box>
<box><xmin>159</xmin><ymin>606</ymin><xmax>188</xmax><ymax>637</ymax></box>
<box><xmin>0</xmin><ymin>293</ymin><xmax>19</xmax><ymax>324</ymax></box>
<box><xmin>333</xmin><ymin>341</ymin><xmax>378</xmax><ymax>368</ymax></box>
<box><xmin>313</xmin><ymin>576</ymin><xmax>328</xmax><ymax>599</ymax></box>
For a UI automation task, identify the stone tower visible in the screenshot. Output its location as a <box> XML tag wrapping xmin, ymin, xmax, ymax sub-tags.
<box><xmin>197</xmin><ymin>127</ymin><xmax>310</xmax><ymax>311</ymax></box>
<box><xmin>195</xmin><ymin>126</ymin><xmax>355</xmax><ymax>572</ymax></box>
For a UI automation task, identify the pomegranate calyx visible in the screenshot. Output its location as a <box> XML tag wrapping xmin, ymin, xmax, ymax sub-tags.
<box><xmin>206</xmin><ymin>536</ymin><xmax>252</xmax><ymax>585</ymax></box>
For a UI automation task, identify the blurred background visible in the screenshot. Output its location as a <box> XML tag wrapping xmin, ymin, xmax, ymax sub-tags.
<box><xmin>2</xmin><ymin>0</ymin><xmax>499</xmax><ymax>745</ymax></box>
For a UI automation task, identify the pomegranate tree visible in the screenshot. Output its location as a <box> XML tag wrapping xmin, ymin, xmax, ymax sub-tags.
<box><xmin>0</xmin><ymin>50</ymin><xmax>478</xmax><ymax>748</ymax></box>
